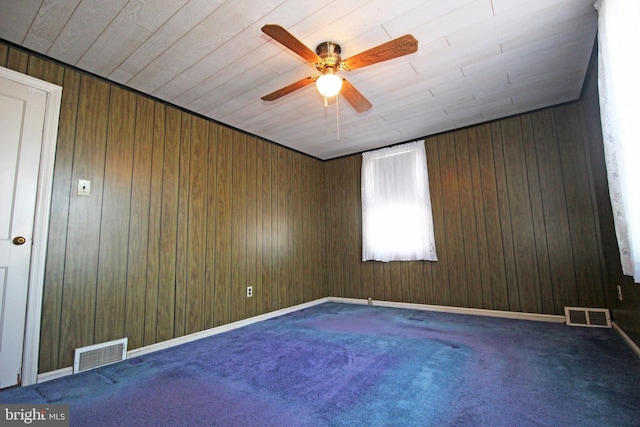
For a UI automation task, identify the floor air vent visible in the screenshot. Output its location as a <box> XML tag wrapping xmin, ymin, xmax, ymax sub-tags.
<box><xmin>74</xmin><ymin>338</ymin><xmax>128</xmax><ymax>373</ymax></box>
<box><xmin>564</xmin><ymin>307</ymin><xmax>611</xmax><ymax>328</ymax></box>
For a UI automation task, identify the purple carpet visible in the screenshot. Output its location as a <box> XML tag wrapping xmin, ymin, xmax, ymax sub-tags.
<box><xmin>2</xmin><ymin>302</ymin><xmax>639</xmax><ymax>426</ymax></box>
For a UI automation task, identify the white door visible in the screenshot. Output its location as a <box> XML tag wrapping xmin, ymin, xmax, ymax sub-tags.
<box><xmin>0</xmin><ymin>74</ymin><xmax>48</xmax><ymax>388</ymax></box>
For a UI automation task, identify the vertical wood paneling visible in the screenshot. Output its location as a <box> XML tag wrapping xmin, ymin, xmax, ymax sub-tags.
<box><xmin>327</xmin><ymin>159</ymin><xmax>345</xmax><ymax>298</ymax></box>
<box><xmin>347</xmin><ymin>157</ymin><xmax>362</xmax><ymax>300</ymax></box>
<box><xmin>476</xmin><ymin>123</ymin><xmax>508</xmax><ymax>310</ymax></box>
<box><xmin>426</xmin><ymin>140</ymin><xmax>449</xmax><ymax>306</ymax></box>
<box><xmin>0</xmin><ymin>44</ymin><xmax>8</xmax><ymax>64</ymax></box>
<box><xmin>231</xmin><ymin>132</ymin><xmax>247</xmax><ymax>322</ymax></box>
<box><xmin>7</xmin><ymin>47</ymin><xmax>28</xmax><ymax>72</ymax></box>
<box><xmin>26</xmin><ymin>55</ymin><xmax>65</xmax><ymax>85</ymax></box>
<box><xmin>156</xmin><ymin>106</ymin><xmax>181</xmax><ymax>342</ymax></box>
<box><xmin>371</xmin><ymin>263</ymin><xmax>384</xmax><ymax>301</ymax></box>
<box><xmin>315</xmin><ymin>159</ymin><xmax>329</xmax><ymax>300</ymax></box>
<box><xmin>420</xmin><ymin>258</ymin><xmax>434</xmax><ymax>305</ymax></box>
<box><xmin>361</xmin><ymin>252</ymin><xmax>375</xmax><ymax>300</ymax></box>
<box><xmin>501</xmin><ymin>117</ymin><xmax>540</xmax><ymax>313</ymax></box>
<box><xmin>400</xmin><ymin>264</ymin><xmax>410</xmax><ymax>301</ymax></box>
<box><xmin>492</xmin><ymin>121</ymin><xmax>520</xmax><ymax>310</ymax></box>
<box><xmin>555</xmin><ymin>104</ymin><xmax>605</xmax><ymax>308</ymax></box>
<box><xmin>124</xmin><ymin>96</ymin><xmax>154</xmax><ymax>349</ymax></box>
<box><xmin>291</xmin><ymin>154</ymin><xmax>303</xmax><ymax>305</ymax></box>
<box><xmin>306</xmin><ymin>158</ymin><xmax>316</xmax><ymax>301</ymax></box>
<box><xmin>306</xmin><ymin>157</ymin><xmax>316</xmax><ymax>302</ymax></box>
<box><xmin>186</xmin><ymin>117</ymin><xmax>208</xmax><ymax>333</ymax></box>
<box><xmin>455</xmin><ymin>129</ymin><xmax>482</xmax><ymax>308</ymax></box>
<box><xmin>520</xmin><ymin>115</ymin><xmax>554</xmax><ymax>314</ymax></box>
<box><xmin>381</xmin><ymin>263</ymin><xmax>392</xmax><ymax>301</ymax></box>
<box><xmin>174</xmin><ymin>113</ymin><xmax>192</xmax><ymax>335</ymax></box>
<box><xmin>311</xmin><ymin>158</ymin><xmax>321</xmax><ymax>301</ymax></box>
<box><xmin>260</xmin><ymin>141</ymin><xmax>273</xmax><ymax>314</ymax></box>
<box><xmin>305</xmin><ymin>157</ymin><xmax>316</xmax><ymax>301</ymax></box>
<box><xmin>58</xmin><ymin>75</ymin><xmax>110</xmax><ymax>367</ymax></box>
<box><xmin>144</xmin><ymin>103</ymin><xmax>165</xmax><ymax>345</ymax></box>
<box><xmin>214</xmin><ymin>126</ymin><xmax>233</xmax><ymax>327</ymax></box>
<box><xmin>203</xmin><ymin>121</ymin><xmax>217</xmax><ymax>329</ymax></box>
<box><xmin>467</xmin><ymin>127</ymin><xmax>493</xmax><ymax>310</ymax></box>
<box><xmin>341</xmin><ymin>157</ymin><xmax>352</xmax><ymax>298</ymax></box>
<box><xmin>246</xmin><ymin>136</ymin><xmax>257</xmax><ymax>317</ymax></box>
<box><xmin>270</xmin><ymin>143</ymin><xmax>279</xmax><ymax>311</ymax></box>
<box><xmin>408</xmin><ymin>261</ymin><xmax>424</xmax><ymax>304</ymax></box>
<box><xmin>531</xmin><ymin>109</ymin><xmax>578</xmax><ymax>313</ymax></box>
<box><xmin>276</xmin><ymin>148</ymin><xmax>290</xmax><ymax>308</ymax></box>
<box><xmin>440</xmin><ymin>132</ymin><xmax>467</xmax><ymax>307</ymax></box>
<box><xmin>95</xmin><ymin>86</ymin><xmax>136</xmax><ymax>343</ymax></box>
<box><xmin>387</xmin><ymin>263</ymin><xmax>402</xmax><ymax>302</ymax></box>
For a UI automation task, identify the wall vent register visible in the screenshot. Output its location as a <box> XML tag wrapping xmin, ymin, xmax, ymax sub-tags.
<box><xmin>73</xmin><ymin>338</ymin><xmax>128</xmax><ymax>373</ymax></box>
<box><xmin>564</xmin><ymin>307</ymin><xmax>611</xmax><ymax>328</ymax></box>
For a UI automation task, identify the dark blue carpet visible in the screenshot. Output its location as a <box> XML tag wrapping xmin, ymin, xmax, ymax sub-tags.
<box><xmin>2</xmin><ymin>302</ymin><xmax>639</xmax><ymax>426</ymax></box>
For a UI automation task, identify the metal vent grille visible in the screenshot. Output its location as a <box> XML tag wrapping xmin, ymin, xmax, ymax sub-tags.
<box><xmin>564</xmin><ymin>307</ymin><xmax>611</xmax><ymax>328</ymax></box>
<box><xmin>74</xmin><ymin>338</ymin><xmax>128</xmax><ymax>373</ymax></box>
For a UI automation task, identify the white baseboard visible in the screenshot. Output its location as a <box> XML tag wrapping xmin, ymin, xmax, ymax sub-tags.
<box><xmin>327</xmin><ymin>297</ymin><xmax>370</xmax><ymax>306</ymax></box>
<box><xmin>612</xmin><ymin>322</ymin><xmax>640</xmax><ymax>359</ymax></box>
<box><xmin>37</xmin><ymin>367</ymin><xmax>72</xmax><ymax>383</ymax></box>
<box><xmin>328</xmin><ymin>297</ymin><xmax>566</xmax><ymax>323</ymax></box>
<box><xmin>127</xmin><ymin>298</ymin><xmax>329</xmax><ymax>359</ymax></box>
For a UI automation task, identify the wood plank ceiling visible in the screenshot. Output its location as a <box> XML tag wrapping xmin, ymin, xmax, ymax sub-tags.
<box><xmin>0</xmin><ymin>0</ymin><xmax>597</xmax><ymax>160</ymax></box>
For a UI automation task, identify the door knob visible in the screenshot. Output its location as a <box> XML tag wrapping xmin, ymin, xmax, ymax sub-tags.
<box><xmin>12</xmin><ymin>236</ymin><xmax>26</xmax><ymax>245</ymax></box>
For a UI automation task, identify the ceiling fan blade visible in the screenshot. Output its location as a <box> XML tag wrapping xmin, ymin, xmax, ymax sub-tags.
<box><xmin>341</xmin><ymin>34</ymin><xmax>418</xmax><ymax>71</ymax></box>
<box><xmin>262</xmin><ymin>24</ymin><xmax>322</xmax><ymax>64</ymax></box>
<box><xmin>340</xmin><ymin>79</ymin><xmax>372</xmax><ymax>113</ymax></box>
<box><xmin>261</xmin><ymin>76</ymin><xmax>317</xmax><ymax>101</ymax></box>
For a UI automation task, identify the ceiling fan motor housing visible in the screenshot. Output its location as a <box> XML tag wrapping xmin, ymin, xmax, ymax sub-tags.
<box><xmin>316</xmin><ymin>41</ymin><xmax>342</xmax><ymax>72</ymax></box>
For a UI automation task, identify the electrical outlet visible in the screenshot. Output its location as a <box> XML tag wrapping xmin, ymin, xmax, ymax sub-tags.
<box><xmin>246</xmin><ymin>286</ymin><xmax>253</xmax><ymax>298</ymax></box>
<box><xmin>617</xmin><ymin>285</ymin><xmax>623</xmax><ymax>302</ymax></box>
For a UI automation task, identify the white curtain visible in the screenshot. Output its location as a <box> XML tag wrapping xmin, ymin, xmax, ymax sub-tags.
<box><xmin>595</xmin><ymin>0</ymin><xmax>640</xmax><ymax>283</ymax></box>
<box><xmin>361</xmin><ymin>140</ymin><xmax>437</xmax><ymax>262</ymax></box>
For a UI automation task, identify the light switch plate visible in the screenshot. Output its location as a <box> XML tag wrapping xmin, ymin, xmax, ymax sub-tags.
<box><xmin>78</xmin><ymin>179</ymin><xmax>91</xmax><ymax>196</ymax></box>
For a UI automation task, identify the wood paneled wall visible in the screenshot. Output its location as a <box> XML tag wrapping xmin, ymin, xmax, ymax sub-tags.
<box><xmin>1</xmin><ymin>42</ymin><xmax>329</xmax><ymax>373</ymax></box>
<box><xmin>326</xmin><ymin>104</ymin><xmax>608</xmax><ymax>315</ymax></box>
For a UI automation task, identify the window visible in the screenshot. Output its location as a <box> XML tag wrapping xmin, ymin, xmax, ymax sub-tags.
<box><xmin>596</xmin><ymin>0</ymin><xmax>640</xmax><ymax>283</ymax></box>
<box><xmin>361</xmin><ymin>140</ymin><xmax>437</xmax><ymax>262</ymax></box>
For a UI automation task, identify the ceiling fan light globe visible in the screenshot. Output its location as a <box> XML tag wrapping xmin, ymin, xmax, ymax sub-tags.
<box><xmin>316</xmin><ymin>74</ymin><xmax>342</xmax><ymax>97</ymax></box>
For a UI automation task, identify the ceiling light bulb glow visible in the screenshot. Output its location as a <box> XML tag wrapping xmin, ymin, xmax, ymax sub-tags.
<box><xmin>316</xmin><ymin>74</ymin><xmax>343</xmax><ymax>97</ymax></box>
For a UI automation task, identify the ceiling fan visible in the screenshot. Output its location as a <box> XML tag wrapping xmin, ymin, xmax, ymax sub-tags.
<box><xmin>261</xmin><ymin>25</ymin><xmax>418</xmax><ymax>113</ymax></box>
